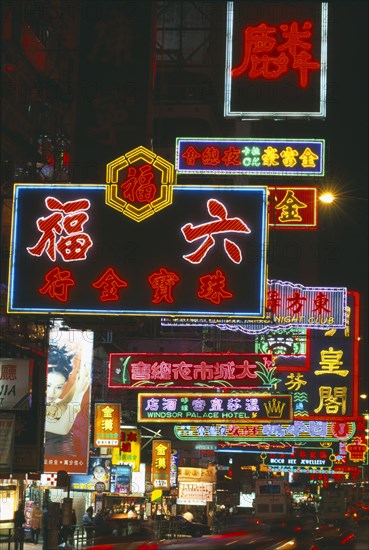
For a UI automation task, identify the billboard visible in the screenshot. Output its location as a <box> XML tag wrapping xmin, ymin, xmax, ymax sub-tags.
<box><xmin>8</xmin><ymin>184</ymin><xmax>268</xmax><ymax>319</ymax></box>
<box><xmin>94</xmin><ymin>403</ymin><xmax>121</xmax><ymax>447</ymax></box>
<box><xmin>224</xmin><ymin>2</ymin><xmax>328</xmax><ymax>118</ymax></box>
<box><xmin>138</xmin><ymin>393</ymin><xmax>293</xmax><ymax>423</ymax></box>
<box><xmin>174</xmin><ymin>420</ymin><xmax>356</xmax><ymax>442</ymax></box>
<box><xmin>176</xmin><ymin>138</ymin><xmax>325</xmax><ymax>176</ymax></box>
<box><xmin>44</xmin><ymin>326</ymin><xmax>93</xmax><ymax>474</ymax></box>
<box><xmin>108</xmin><ymin>352</ymin><xmax>273</xmax><ymax>390</ymax></box>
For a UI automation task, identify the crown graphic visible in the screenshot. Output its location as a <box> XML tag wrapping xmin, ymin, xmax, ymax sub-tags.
<box><xmin>264</xmin><ymin>398</ymin><xmax>285</xmax><ymax>419</ymax></box>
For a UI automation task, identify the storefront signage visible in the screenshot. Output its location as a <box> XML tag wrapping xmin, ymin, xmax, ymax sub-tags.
<box><xmin>108</xmin><ymin>352</ymin><xmax>273</xmax><ymax>389</ymax></box>
<box><xmin>224</xmin><ymin>2</ymin><xmax>328</xmax><ymax>118</ymax></box>
<box><xmin>0</xmin><ymin>358</ymin><xmax>31</xmax><ymax>409</ymax></box>
<box><xmin>111</xmin><ymin>428</ymin><xmax>141</xmax><ymax>472</ymax></box>
<box><xmin>178</xmin><ymin>482</ymin><xmax>213</xmax><ymax>505</ymax></box>
<box><xmin>8</xmin><ymin>184</ymin><xmax>267</xmax><ymax>319</ymax></box>
<box><xmin>217</xmin><ymin>441</ymin><xmax>294</xmax><ymax>454</ymax></box>
<box><xmin>152</xmin><ymin>440</ymin><xmax>171</xmax><ymax>490</ymax></box>
<box><xmin>261</xmin><ymin>447</ymin><xmax>333</xmax><ymax>468</ymax></box>
<box><xmin>162</xmin><ymin>280</ymin><xmax>347</xmax><ymax>331</ymax></box>
<box><xmin>276</xmin><ymin>291</ymin><xmax>359</xmax><ymax>421</ymax></box>
<box><xmin>176</xmin><ymin>138</ymin><xmax>324</xmax><ymax>175</ymax></box>
<box><xmin>138</xmin><ymin>393</ymin><xmax>293</xmax><ymax>423</ymax></box>
<box><xmin>94</xmin><ymin>403</ymin><xmax>121</xmax><ymax>447</ymax></box>
<box><xmin>174</xmin><ymin>421</ymin><xmax>356</xmax><ymax>442</ymax></box>
<box><xmin>268</xmin><ymin>187</ymin><xmax>317</xmax><ymax>229</ymax></box>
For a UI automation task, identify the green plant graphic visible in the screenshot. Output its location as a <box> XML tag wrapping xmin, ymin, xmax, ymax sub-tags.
<box><xmin>254</xmin><ymin>360</ymin><xmax>281</xmax><ymax>387</ymax></box>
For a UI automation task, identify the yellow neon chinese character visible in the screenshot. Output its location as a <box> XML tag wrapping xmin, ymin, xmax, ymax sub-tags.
<box><xmin>155</xmin><ymin>457</ymin><xmax>167</xmax><ymax>469</ymax></box>
<box><xmin>315</xmin><ymin>347</ymin><xmax>349</xmax><ymax>377</ymax></box>
<box><xmin>314</xmin><ymin>386</ymin><xmax>347</xmax><ymax>414</ymax></box>
<box><xmin>285</xmin><ymin>373</ymin><xmax>307</xmax><ymax>391</ymax></box>
<box><xmin>101</xmin><ymin>418</ymin><xmax>114</xmax><ymax>431</ymax></box>
<box><xmin>299</xmin><ymin>147</ymin><xmax>319</xmax><ymax>168</ymax></box>
<box><xmin>101</xmin><ymin>405</ymin><xmax>115</xmax><ymax>418</ymax></box>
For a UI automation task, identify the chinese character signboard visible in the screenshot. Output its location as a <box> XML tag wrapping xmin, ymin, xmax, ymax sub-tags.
<box><xmin>0</xmin><ymin>359</ymin><xmax>31</xmax><ymax>409</ymax></box>
<box><xmin>94</xmin><ymin>403</ymin><xmax>121</xmax><ymax>447</ymax></box>
<box><xmin>108</xmin><ymin>352</ymin><xmax>273</xmax><ymax>389</ymax></box>
<box><xmin>44</xmin><ymin>327</ymin><xmax>93</xmax><ymax>474</ymax></box>
<box><xmin>152</xmin><ymin>440</ymin><xmax>171</xmax><ymax>490</ymax></box>
<box><xmin>269</xmin><ymin>187</ymin><xmax>317</xmax><ymax>229</ymax></box>
<box><xmin>162</xmin><ymin>280</ymin><xmax>347</xmax><ymax>332</ymax></box>
<box><xmin>138</xmin><ymin>393</ymin><xmax>293</xmax><ymax>423</ymax></box>
<box><xmin>8</xmin><ymin>183</ymin><xmax>267</xmax><ymax>318</ymax></box>
<box><xmin>176</xmin><ymin>138</ymin><xmax>324</xmax><ymax>176</ymax></box>
<box><xmin>276</xmin><ymin>291</ymin><xmax>359</xmax><ymax>421</ymax></box>
<box><xmin>111</xmin><ymin>428</ymin><xmax>141</xmax><ymax>472</ymax></box>
<box><xmin>262</xmin><ymin>447</ymin><xmax>334</xmax><ymax>469</ymax></box>
<box><xmin>174</xmin><ymin>421</ymin><xmax>356</xmax><ymax>442</ymax></box>
<box><xmin>224</xmin><ymin>2</ymin><xmax>328</xmax><ymax>118</ymax></box>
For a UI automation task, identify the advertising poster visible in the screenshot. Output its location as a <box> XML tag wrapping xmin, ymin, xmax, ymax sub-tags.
<box><xmin>44</xmin><ymin>326</ymin><xmax>94</xmax><ymax>474</ymax></box>
<box><xmin>70</xmin><ymin>456</ymin><xmax>111</xmax><ymax>491</ymax></box>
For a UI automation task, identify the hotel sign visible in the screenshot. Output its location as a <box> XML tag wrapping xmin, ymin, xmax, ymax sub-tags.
<box><xmin>138</xmin><ymin>393</ymin><xmax>293</xmax><ymax>423</ymax></box>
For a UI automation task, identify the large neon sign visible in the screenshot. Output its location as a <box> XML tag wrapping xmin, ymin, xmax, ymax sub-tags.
<box><xmin>138</xmin><ymin>393</ymin><xmax>293</xmax><ymax>423</ymax></box>
<box><xmin>8</xmin><ymin>184</ymin><xmax>267</xmax><ymax>317</ymax></box>
<box><xmin>224</xmin><ymin>2</ymin><xmax>328</xmax><ymax>119</ymax></box>
<box><xmin>108</xmin><ymin>352</ymin><xmax>273</xmax><ymax>389</ymax></box>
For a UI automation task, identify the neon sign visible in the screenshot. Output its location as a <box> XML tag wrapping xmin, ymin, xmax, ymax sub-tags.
<box><xmin>176</xmin><ymin>138</ymin><xmax>325</xmax><ymax>175</ymax></box>
<box><xmin>224</xmin><ymin>2</ymin><xmax>328</xmax><ymax>118</ymax></box>
<box><xmin>108</xmin><ymin>352</ymin><xmax>273</xmax><ymax>389</ymax></box>
<box><xmin>269</xmin><ymin>187</ymin><xmax>317</xmax><ymax>229</ymax></box>
<box><xmin>105</xmin><ymin>146</ymin><xmax>176</xmax><ymax>222</ymax></box>
<box><xmin>161</xmin><ymin>280</ymin><xmax>347</xmax><ymax>331</ymax></box>
<box><xmin>138</xmin><ymin>393</ymin><xmax>293</xmax><ymax>423</ymax></box>
<box><xmin>174</xmin><ymin>421</ymin><xmax>356</xmax><ymax>442</ymax></box>
<box><xmin>8</xmin><ymin>184</ymin><xmax>267</xmax><ymax>317</ymax></box>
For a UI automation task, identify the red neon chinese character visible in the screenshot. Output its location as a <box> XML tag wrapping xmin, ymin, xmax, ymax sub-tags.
<box><xmin>201</xmin><ymin>146</ymin><xmax>221</xmax><ymax>166</ymax></box>
<box><xmin>312</xmin><ymin>292</ymin><xmax>331</xmax><ymax>314</ymax></box>
<box><xmin>181</xmin><ymin>199</ymin><xmax>251</xmax><ymax>264</ymax></box>
<box><xmin>92</xmin><ymin>267</ymin><xmax>128</xmax><ymax>301</ymax></box>
<box><xmin>181</xmin><ymin>146</ymin><xmax>201</xmax><ymax>166</ymax></box>
<box><xmin>39</xmin><ymin>266</ymin><xmax>75</xmax><ymax>302</ymax></box>
<box><xmin>267</xmin><ymin>290</ymin><xmax>282</xmax><ymax>313</ymax></box>
<box><xmin>120</xmin><ymin>164</ymin><xmax>157</xmax><ymax>203</ymax></box>
<box><xmin>198</xmin><ymin>269</ymin><xmax>233</xmax><ymax>305</ymax></box>
<box><xmin>232</xmin><ymin>20</ymin><xmax>319</xmax><ymax>88</ymax></box>
<box><xmin>148</xmin><ymin>267</ymin><xmax>180</xmax><ymax>304</ymax></box>
<box><xmin>221</xmin><ymin>146</ymin><xmax>242</xmax><ymax>166</ymax></box>
<box><xmin>27</xmin><ymin>197</ymin><xmax>92</xmax><ymax>261</ymax></box>
<box><xmin>121</xmin><ymin>442</ymin><xmax>132</xmax><ymax>452</ymax></box>
<box><xmin>278</xmin><ymin>21</ymin><xmax>320</xmax><ymax>88</ymax></box>
<box><xmin>286</xmin><ymin>291</ymin><xmax>307</xmax><ymax>314</ymax></box>
<box><xmin>232</xmin><ymin>23</ymin><xmax>289</xmax><ymax>80</ymax></box>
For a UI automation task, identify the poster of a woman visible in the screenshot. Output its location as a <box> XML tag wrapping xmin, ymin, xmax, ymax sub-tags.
<box><xmin>44</xmin><ymin>327</ymin><xmax>93</xmax><ymax>473</ymax></box>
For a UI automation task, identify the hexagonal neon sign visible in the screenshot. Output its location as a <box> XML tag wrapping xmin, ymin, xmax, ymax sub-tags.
<box><xmin>106</xmin><ymin>146</ymin><xmax>176</xmax><ymax>222</ymax></box>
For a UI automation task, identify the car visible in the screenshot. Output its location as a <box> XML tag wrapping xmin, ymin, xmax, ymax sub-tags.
<box><xmin>133</xmin><ymin>531</ymin><xmax>300</xmax><ymax>550</ymax></box>
<box><xmin>160</xmin><ymin>515</ymin><xmax>211</xmax><ymax>538</ymax></box>
<box><xmin>309</xmin><ymin>519</ymin><xmax>357</xmax><ymax>550</ymax></box>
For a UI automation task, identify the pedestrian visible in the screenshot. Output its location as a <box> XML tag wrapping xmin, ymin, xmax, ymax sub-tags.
<box><xmin>14</xmin><ymin>503</ymin><xmax>26</xmax><ymax>550</ymax></box>
<box><xmin>93</xmin><ymin>509</ymin><xmax>106</xmax><ymax>540</ymax></box>
<box><xmin>82</xmin><ymin>506</ymin><xmax>94</xmax><ymax>545</ymax></box>
<box><xmin>30</xmin><ymin>503</ymin><xmax>43</xmax><ymax>544</ymax></box>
